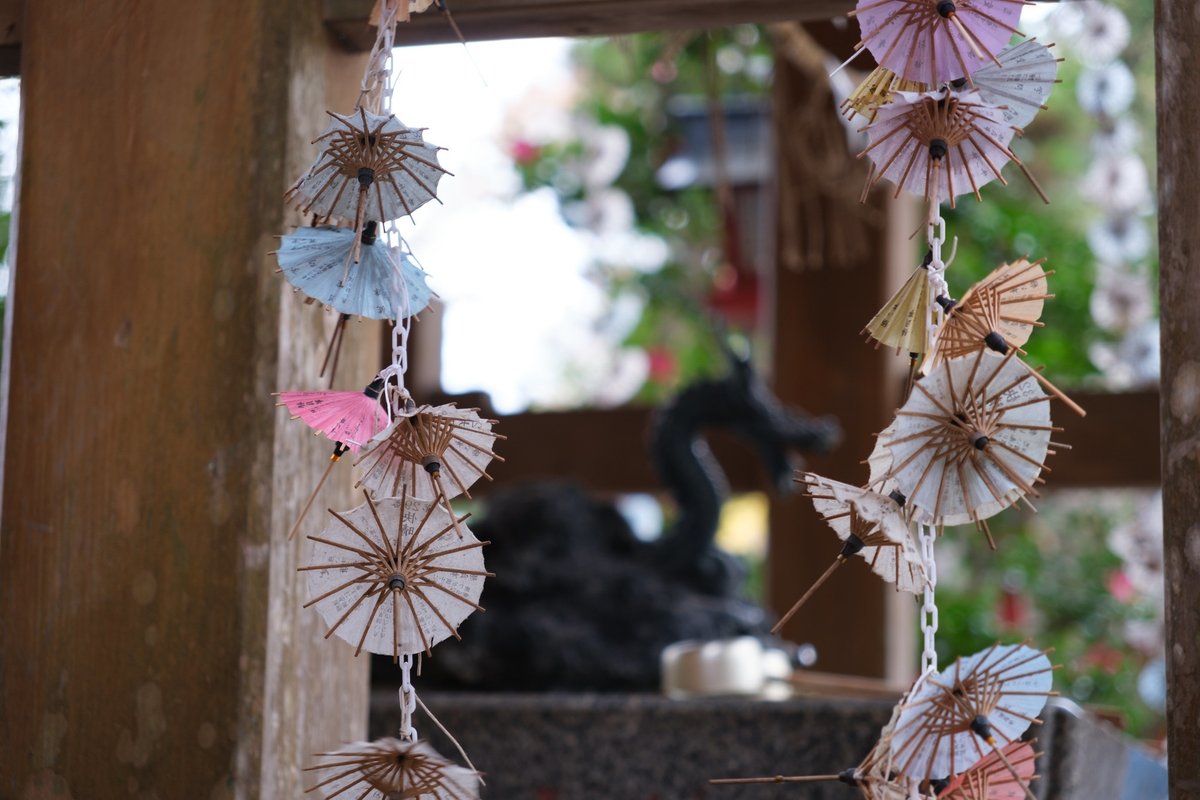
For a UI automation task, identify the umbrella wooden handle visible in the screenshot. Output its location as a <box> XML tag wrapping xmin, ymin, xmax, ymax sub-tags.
<box><xmin>771</xmin><ymin>557</ymin><xmax>844</xmax><ymax>635</ymax></box>
<box><xmin>710</xmin><ymin>774</ymin><xmax>840</xmax><ymax>785</ymax></box>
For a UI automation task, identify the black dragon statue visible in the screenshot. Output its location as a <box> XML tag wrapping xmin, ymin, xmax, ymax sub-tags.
<box><xmin>409</xmin><ymin>341</ymin><xmax>841</xmax><ymax>691</ymax></box>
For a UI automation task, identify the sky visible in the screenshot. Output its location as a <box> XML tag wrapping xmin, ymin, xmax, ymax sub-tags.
<box><xmin>388</xmin><ymin>38</ymin><xmax>650</xmax><ymax>413</ymax></box>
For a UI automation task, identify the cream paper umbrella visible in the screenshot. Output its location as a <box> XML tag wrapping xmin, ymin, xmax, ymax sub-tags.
<box><xmin>301</xmin><ymin>491</ymin><xmax>489</xmax><ymax>659</ymax></box>
<box><xmin>843</xmin><ymin>66</ymin><xmax>931</xmax><ymax>122</ymax></box>
<box><xmin>875</xmin><ymin>349</ymin><xmax>1060</xmax><ymax>547</ymax></box>
<box><xmin>771</xmin><ymin>473</ymin><xmax>924</xmax><ymax>634</ymax></box>
<box><xmin>287</xmin><ymin>109</ymin><xmax>449</xmax><ymax>233</ymax></box>
<box><xmin>864</xmin><ymin>253</ymin><xmax>934</xmax><ymax>356</ymax></box>
<box><xmin>966</xmin><ymin>39</ymin><xmax>1062</xmax><ymax>131</ymax></box>
<box><xmin>355</xmin><ymin>404</ymin><xmax>504</xmax><ymax>537</ymax></box>
<box><xmin>890</xmin><ymin>644</ymin><xmax>1055</xmax><ymax>799</ymax></box>
<box><xmin>859</xmin><ymin>90</ymin><xmax>1049</xmax><ymax>212</ymax></box>
<box><xmin>934</xmin><ymin>740</ymin><xmax>1039</xmax><ymax>800</ymax></box>
<box><xmin>922</xmin><ymin>258</ymin><xmax>1085</xmax><ymax>417</ymax></box>
<box><xmin>306</xmin><ymin>737</ymin><xmax>480</xmax><ymax>800</ymax></box>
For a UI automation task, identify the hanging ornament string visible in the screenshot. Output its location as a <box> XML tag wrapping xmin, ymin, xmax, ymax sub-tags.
<box><xmin>917</xmin><ymin>203</ymin><xmax>948</xmax><ymax>678</ymax></box>
<box><xmin>398</xmin><ymin>653</ymin><xmax>419</xmax><ymax>741</ymax></box>
<box><xmin>358</xmin><ymin>0</ymin><xmax>400</xmax><ymax>114</ymax></box>
<box><xmin>918</xmin><ymin>522</ymin><xmax>939</xmax><ymax>676</ymax></box>
<box><xmin>377</xmin><ymin>222</ymin><xmax>419</xmax><ymax>421</ymax></box>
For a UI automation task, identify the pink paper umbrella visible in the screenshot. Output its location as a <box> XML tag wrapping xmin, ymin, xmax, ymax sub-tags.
<box><xmin>276</xmin><ymin>376</ymin><xmax>390</xmax><ymax>541</ymax></box>
<box><xmin>276</xmin><ymin>376</ymin><xmax>389</xmax><ymax>452</ymax></box>
<box><xmin>860</xmin><ymin>89</ymin><xmax>1048</xmax><ymax>213</ymax></box>
<box><xmin>935</xmin><ymin>741</ymin><xmax>1039</xmax><ymax>800</ymax></box>
<box><xmin>851</xmin><ymin>0</ymin><xmax>1029</xmax><ymax>86</ymax></box>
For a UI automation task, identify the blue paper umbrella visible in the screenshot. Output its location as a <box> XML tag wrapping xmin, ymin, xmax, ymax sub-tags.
<box><xmin>277</xmin><ymin>225</ymin><xmax>433</xmax><ymax>320</ymax></box>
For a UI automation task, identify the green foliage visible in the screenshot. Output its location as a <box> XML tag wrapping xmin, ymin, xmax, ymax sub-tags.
<box><xmin>513</xmin><ymin>28</ymin><xmax>774</xmax><ymax>401</ymax></box>
<box><xmin>935</xmin><ymin>493</ymin><xmax>1164</xmax><ymax>738</ymax></box>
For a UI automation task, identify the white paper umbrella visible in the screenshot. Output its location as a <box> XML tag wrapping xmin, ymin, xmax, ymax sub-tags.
<box><xmin>302</xmin><ymin>492</ymin><xmax>489</xmax><ymax>659</ymax></box>
<box><xmin>875</xmin><ymin>349</ymin><xmax>1056</xmax><ymax>546</ymax></box>
<box><xmin>356</xmin><ymin>404</ymin><xmax>503</xmax><ymax>501</ymax></box>
<box><xmin>860</xmin><ymin>90</ymin><xmax>1048</xmax><ymax>209</ymax></box>
<box><xmin>891</xmin><ymin>644</ymin><xmax>1054</xmax><ymax>797</ymax></box>
<box><xmin>306</xmin><ymin>737</ymin><xmax>480</xmax><ymax>800</ymax></box>
<box><xmin>967</xmin><ymin>39</ymin><xmax>1061</xmax><ymax>130</ymax></box>
<box><xmin>772</xmin><ymin>473</ymin><xmax>924</xmax><ymax>634</ymax></box>
<box><xmin>277</xmin><ymin>224</ymin><xmax>433</xmax><ymax>320</ymax></box>
<box><xmin>287</xmin><ymin>109</ymin><xmax>449</xmax><ymax>229</ymax></box>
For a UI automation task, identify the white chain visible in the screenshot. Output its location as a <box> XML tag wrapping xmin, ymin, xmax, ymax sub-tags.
<box><xmin>917</xmin><ymin>203</ymin><xmax>947</xmax><ymax>677</ymax></box>
<box><xmin>918</xmin><ymin>522</ymin><xmax>939</xmax><ymax>675</ymax></box>
<box><xmin>398</xmin><ymin>654</ymin><xmax>419</xmax><ymax>741</ymax></box>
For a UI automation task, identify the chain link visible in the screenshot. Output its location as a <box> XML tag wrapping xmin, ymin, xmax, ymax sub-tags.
<box><xmin>918</xmin><ymin>522</ymin><xmax>939</xmax><ymax>675</ymax></box>
<box><xmin>398</xmin><ymin>654</ymin><xmax>419</xmax><ymax>741</ymax></box>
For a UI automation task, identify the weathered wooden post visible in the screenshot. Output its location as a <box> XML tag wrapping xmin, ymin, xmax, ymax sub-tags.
<box><xmin>1155</xmin><ymin>3</ymin><xmax>1200</xmax><ymax>797</ymax></box>
<box><xmin>0</xmin><ymin>3</ymin><xmax>376</xmax><ymax>796</ymax></box>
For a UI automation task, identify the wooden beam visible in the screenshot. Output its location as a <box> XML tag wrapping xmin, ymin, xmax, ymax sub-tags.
<box><xmin>1155</xmin><ymin>3</ymin><xmax>1200</xmax><ymax>796</ymax></box>
<box><xmin>324</xmin><ymin>0</ymin><xmax>857</xmax><ymax>50</ymax></box>
<box><xmin>763</xmin><ymin>50</ymin><xmax>915</xmax><ymax>681</ymax></box>
<box><xmin>0</xmin><ymin>3</ymin><xmax>376</xmax><ymax>796</ymax></box>
<box><xmin>473</xmin><ymin>389</ymin><xmax>1159</xmax><ymax>494</ymax></box>
<box><xmin>0</xmin><ymin>0</ymin><xmax>17</xmax><ymax>76</ymax></box>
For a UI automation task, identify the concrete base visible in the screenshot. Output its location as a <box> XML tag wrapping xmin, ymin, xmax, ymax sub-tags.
<box><xmin>369</xmin><ymin>692</ymin><xmax>1167</xmax><ymax>799</ymax></box>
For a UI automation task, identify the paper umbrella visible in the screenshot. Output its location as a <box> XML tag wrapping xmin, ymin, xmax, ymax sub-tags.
<box><xmin>276</xmin><ymin>222</ymin><xmax>433</xmax><ymax>320</ymax></box>
<box><xmin>280</xmin><ymin>376</ymin><xmax>391</xmax><ymax>540</ymax></box>
<box><xmin>305</xmin><ymin>737</ymin><xmax>480</xmax><ymax>800</ymax></box>
<box><xmin>277</xmin><ymin>376</ymin><xmax>390</xmax><ymax>453</ymax></box>
<box><xmin>850</xmin><ymin>0</ymin><xmax>1028</xmax><ymax>87</ymax></box>
<box><xmin>890</xmin><ymin>643</ymin><xmax>1054</xmax><ymax>798</ymax></box>
<box><xmin>355</xmin><ymin>404</ymin><xmax>504</xmax><ymax>536</ymax></box>
<box><xmin>287</xmin><ymin>108</ymin><xmax>449</xmax><ymax>232</ymax></box>
<box><xmin>863</xmin><ymin>251</ymin><xmax>934</xmax><ymax>356</ymax></box>
<box><xmin>961</xmin><ymin>39</ymin><xmax>1062</xmax><ymax>131</ymax></box>
<box><xmin>860</xmin><ymin>89</ymin><xmax>1048</xmax><ymax>209</ymax></box>
<box><xmin>772</xmin><ymin>473</ymin><xmax>924</xmax><ymax>634</ymax></box>
<box><xmin>874</xmin><ymin>349</ymin><xmax>1061</xmax><ymax>546</ymax></box>
<box><xmin>922</xmin><ymin>258</ymin><xmax>1086</xmax><ymax>417</ymax></box>
<box><xmin>842</xmin><ymin>66</ymin><xmax>930</xmax><ymax>123</ymax></box>
<box><xmin>301</xmin><ymin>491</ymin><xmax>490</xmax><ymax>659</ymax></box>
<box><xmin>933</xmin><ymin>740</ymin><xmax>1039</xmax><ymax>800</ymax></box>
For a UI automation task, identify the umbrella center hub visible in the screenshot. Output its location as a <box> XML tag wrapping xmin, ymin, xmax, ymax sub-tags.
<box><xmin>387</xmin><ymin>574</ymin><xmax>407</xmax><ymax>591</ymax></box>
<box><xmin>888</xmin><ymin>489</ymin><xmax>907</xmax><ymax>508</ymax></box>
<box><xmin>936</xmin><ymin>0</ymin><xmax>957</xmax><ymax>18</ymax></box>
<box><xmin>983</xmin><ymin>330</ymin><xmax>1010</xmax><ymax>354</ymax></box>
<box><xmin>421</xmin><ymin>455</ymin><xmax>442</xmax><ymax>474</ymax></box>
<box><xmin>928</xmin><ymin>137</ymin><xmax>949</xmax><ymax>161</ymax></box>
<box><xmin>357</xmin><ymin>166</ymin><xmax>376</xmax><ymax>188</ymax></box>
<box><xmin>970</xmin><ymin>431</ymin><xmax>990</xmax><ymax>450</ymax></box>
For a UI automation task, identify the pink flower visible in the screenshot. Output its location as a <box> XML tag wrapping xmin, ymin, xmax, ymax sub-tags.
<box><xmin>1107</xmin><ymin>569</ymin><xmax>1135</xmax><ymax>603</ymax></box>
<box><xmin>511</xmin><ymin>140</ymin><xmax>540</xmax><ymax>165</ymax></box>
<box><xmin>646</xmin><ymin>347</ymin><xmax>677</xmax><ymax>383</ymax></box>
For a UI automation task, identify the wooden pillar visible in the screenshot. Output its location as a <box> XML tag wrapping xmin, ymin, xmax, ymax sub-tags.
<box><xmin>768</xmin><ymin>47</ymin><xmax>916</xmax><ymax>680</ymax></box>
<box><xmin>0</xmin><ymin>3</ymin><xmax>377</xmax><ymax>797</ymax></box>
<box><xmin>1155</xmin><ymin>5</ymin><xmax>1200</xmax><ymax>797</ymax></box>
